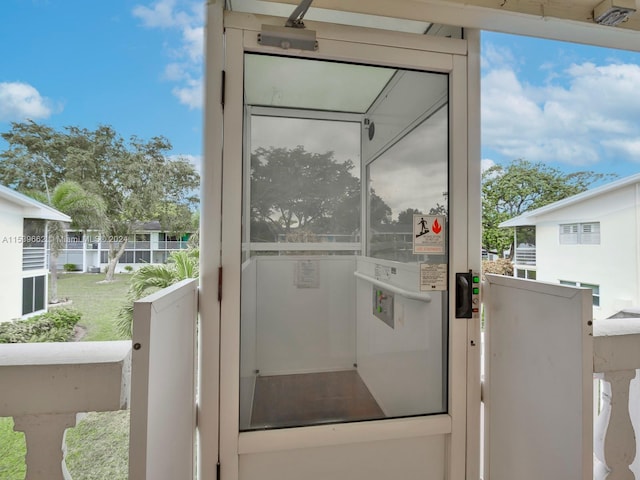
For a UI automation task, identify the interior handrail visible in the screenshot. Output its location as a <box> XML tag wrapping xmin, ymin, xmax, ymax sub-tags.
<box><xmin>354</xmin><ymin>271</ymin><xmax>432</xmax><ymax>302</ymax></box>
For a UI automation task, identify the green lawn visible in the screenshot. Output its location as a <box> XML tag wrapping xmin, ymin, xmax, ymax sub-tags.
<box><xmin>56</xmin><ymin>272</ymin><xmax>132</xmax><ymax>341</ymax></box>
<box><xmin>0</xmin><ymin>273</ymin><xmax>133</xmax><ymax>479</ymax></box>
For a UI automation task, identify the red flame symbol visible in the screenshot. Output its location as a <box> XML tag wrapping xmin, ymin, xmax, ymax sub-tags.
<box><xmin>432</xmin><ymin>218</ymin><xmax>442</xmax><ymax>234</ymax></box>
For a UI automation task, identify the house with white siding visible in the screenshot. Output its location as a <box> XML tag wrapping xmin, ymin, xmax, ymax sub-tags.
<box><xmin>500</xmin><ymin>172</ymin><xmax>640</xmax><ymax>320</ymax></box>
<box><xmin>0</xmin><ymin>184</ymin><xmax>71</xmax><ymax>322</ymax></box>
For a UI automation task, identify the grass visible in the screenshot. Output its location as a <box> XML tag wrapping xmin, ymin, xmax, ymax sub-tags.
<box><xmin>0</xmin><ymin>419</ymin><xmax>25</xmax><ymax>479</ymax></box>
<box><xmin>65</xmin><ymin>411</ymin><xmax>130</xmax><ymax>480</ymax></box>
<box><xmin>0</xmin><ymin>273</ymin><xmax>133</xmax><ymax>479</ymax></box>
<box><xmin>56</xmin><ymin>273</ymin><xmax>132</xmax><ymax>341</ymax></box>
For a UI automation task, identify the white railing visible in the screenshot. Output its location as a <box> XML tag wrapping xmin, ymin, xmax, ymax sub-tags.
<box><xmin>156</xmin><ymin>240</ymin><xmax>190</xmax><ymax>250</ymax></box>
<box><xmin>593</xmin><ymin>317</ymin><xmax>640</xmax><ymax>480</ymax></box>
<box><xmin>514</xmin><ymin>246</ymin><xmax>536</xmax><ymax>265</ymax></box>
<box><xmin>2</xmin><ymin>300</ymin><xmax>639</xmax><ymax>479</ymax></box>
<box><xmin>0</xmin><ymin>341</ymin><xmax>131</xmax><ymax>480</ymax></box>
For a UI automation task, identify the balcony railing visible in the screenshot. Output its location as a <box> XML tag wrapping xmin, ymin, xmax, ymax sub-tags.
<box><xmin>0</xmin><ymin>341</ymin><xmax>131</xmax><ymax>480</ymax></box>
<box><xmin>593</xmin><ymin>317</ymin><xmax>640</xmax><ymax>480</ymax></box>
<box><xmin>514</xmin><ymin>246</ymin><xmax>536</xmax><ymax>265</ymax></box>
<box><xmin>156</xmin><ymin>240</ymin><xmax>189</xmax><ymax>250</ymax></box>
<box><xmin>1</xmin><ymin>302</ymin><xmax>638</xmax><ymax>478</ymax></box>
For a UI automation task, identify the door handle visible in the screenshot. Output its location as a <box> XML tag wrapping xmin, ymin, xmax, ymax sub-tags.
<box><xmin>456</xmin><ymin>271</ymin><xmax>472</xmax><ymax>318</ymax></box>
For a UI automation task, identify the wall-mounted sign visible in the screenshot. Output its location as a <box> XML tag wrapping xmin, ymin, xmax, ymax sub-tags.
<box><xmin>420</xmin><ymin>263</ymin><xmax>447</xmax><ymax>291</ymax></box>
<box><xmin>413</xmin><ymin>214</ymin><xmax>446</xmax><ymax>254</ymax></box>
<box><xmin>295</xmin><ymin>260</ymin><xmax>320</xmax><ymax>288</ymax></box>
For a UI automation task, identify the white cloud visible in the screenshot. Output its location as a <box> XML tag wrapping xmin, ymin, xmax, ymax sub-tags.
<box><xmin>172</xmin><ymin>78</ymin><xmax>202</xmax><ymax>110</ymax></box>
<box><xmin>481</xmin><ymin>158</ymin><xmax>496</xmax><ymax>172</ymax></box>
<box><xmin>0</xmin><ymin>82</ymin><xmax>55</xmax><ymax>122</ymax></box>
<box><xmin>482</xmin><ymin>44</ymin><xmax>640</xmax><ymax>167</ymax></box>
<box><xmin>170</xmin><ymin>153</ymin><xmax>202</xmax><ymax>173</ymax></box>
<box><xmin>134</xmin><ymin>0</ymin><xmax>204</xmax><ymax>109</ymax></box>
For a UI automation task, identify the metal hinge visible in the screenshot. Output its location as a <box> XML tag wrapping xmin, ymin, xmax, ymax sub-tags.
<box><xmin>221</xmin><ymin>70</ymin><xmax>226</xmax><ymax>109</ymax></box>
<box><xmin>218</xmin><ymin>266</ymin><xmax>223</xmax><ymax>302</ymax></box>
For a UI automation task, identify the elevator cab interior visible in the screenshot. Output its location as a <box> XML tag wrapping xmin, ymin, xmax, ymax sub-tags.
<box><xmin>238</xmin><ymin>52</ymin><xmax>452</xmax><ymax>432</ymax></box>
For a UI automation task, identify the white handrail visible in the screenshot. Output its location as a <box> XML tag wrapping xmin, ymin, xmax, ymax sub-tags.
<box><xmin>354</xmin><ymin>271</ymin><xmax>431</xmax><ymax>302</ymax></box>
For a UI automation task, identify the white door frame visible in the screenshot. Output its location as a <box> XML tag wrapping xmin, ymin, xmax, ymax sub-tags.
<box><xmin>210</xmin><ymin>10</ymin><xmax>481</xmax><ymax>480</ymax></box>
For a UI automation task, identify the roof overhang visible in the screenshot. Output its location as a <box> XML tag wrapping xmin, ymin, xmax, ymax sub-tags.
<box><xmin>242</xmin><ymin>0</ymin><xmax>640</xmax><ymax>51</ymax></box>
<box><xmin>500</xmin><ymin>173</ymin><xmax>640</xmax><ymax>228</ymax></box>
<box><xmin>0</xmin><ymin>185</ymin><xmax>72</xmax><ymax>222</ymax></box>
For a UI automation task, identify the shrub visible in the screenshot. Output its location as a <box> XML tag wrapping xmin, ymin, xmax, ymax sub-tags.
<box><xmin>0</xmin><ymin>308</ymin><xmax>82</xmax><ymax>343</ymax></box>
<box><xmin>482</xmin><ymin>258</ymin><xmax>513</xmax><ymax>278</ymax></box>
<box><xmin>123</xmin><ymin>265</ymin><xmax>134</xmax><ymax>273</ymax></box>
<box><xmin>63</xmin><ymin>263</ymin><xmax>77</xmax><ymax>272</ymax></box>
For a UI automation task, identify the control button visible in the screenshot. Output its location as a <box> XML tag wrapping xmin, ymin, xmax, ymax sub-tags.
<box><xmin>473</xmin><ymin>275</ymin><xmax>480</xmax><ymax>283</ymax></box>
<box><xmin>472</xmin><ymin>287</ymin><xmax>480</xmax><ymax>295</ymax></box>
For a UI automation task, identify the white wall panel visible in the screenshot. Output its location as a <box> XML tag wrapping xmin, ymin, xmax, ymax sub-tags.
<box><xmin>255</xmin><ymin>256</ymin><xmax>357</xmax><ymax>375</ymax></box>
<box><xmin>0</xmin><ymin>206</ymin><xmax>25</xmax><ymax>322</ymax></box>
<box><xmin>355</xmin><ymin>257</ymin><xmax>445</xmax><ymax>417</ymax></box>
<box><xmin>239</xmin><ymin>434</ymin><xmax>445</xmax><ymax>480</ymax></box>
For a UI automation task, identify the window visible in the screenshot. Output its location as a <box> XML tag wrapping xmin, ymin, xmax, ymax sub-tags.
<box><xmin>22</xmin><ymin>275</ymin><xmax>45</xmax><ymax>315</ymax></box>
<box><xmin>559</xmin><ymin>222</ymin><xmax>600</xmax><ymax>245</ymax></box>
<box><xmin>516</xmin><ymin>268</ymin><xmax>536</xmax><ymax>280</ymax></box>
<box><xmin>560</xmin><ymin>280</ymin><xmax>600</xmax><ymax>307</ymax></box>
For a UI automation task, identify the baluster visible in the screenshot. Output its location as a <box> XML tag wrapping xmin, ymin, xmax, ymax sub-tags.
<box><xmin>13</xmin><ymin>413</ymin><xmax>77</xmax><ymax>480</ymax></box>
<box><xmin>599</xmin><ymin>370</ymin><xmax>637</xmax><ymax>480</ymax></box>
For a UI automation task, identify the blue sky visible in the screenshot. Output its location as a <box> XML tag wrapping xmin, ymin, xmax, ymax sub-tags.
<box><xmin>2</xmin><ymin>0</ymin><xmax>640</xmax><ymax>183</ymax></box>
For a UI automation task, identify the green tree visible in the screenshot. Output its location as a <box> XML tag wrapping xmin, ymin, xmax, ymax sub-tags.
<box><xmin>250</xmin><ymin>145</ymin><xmax>361</xmax><ymax>239</ymax></box>
<box><xmin>0</xmin><ymin>121</ymin><xmax>200</xmax><ymax>281</ymax></box>
<box><xmin>397</xmin><ymin>208</ymin><xmax>423</xmax><ymax>225</ymax></box>
<box><xmin>482</xmin><ymin>159</ymin><xmax>615</xmax><ymax>256</ymax></box>
<box><xmin>116</xmin><ymin>249</ymin><xmax>199</xmax><ymax>337</ymax></box>
<box><xmin>26</xmin><ymin>181</ymin><xmax>107</xmax><ymax>303</ymax></box>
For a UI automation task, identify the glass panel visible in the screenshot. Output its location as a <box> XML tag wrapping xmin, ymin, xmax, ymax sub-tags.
<box><xmin>248</xmin><ymin>115</ymin><xmax>361</xmax><ymax>252</ymax></box>
<box><xmin>367</xmin><ymin>106</ymin><xmax>448</xmax><ymax>263</ymax></box>
<box><xmin>34</xmin><ymin>276</ymin><xmax>45</xmax><ymax>311</ymax></box>
<box><xmin>22</xmin><ymin>277</ymin><xmax>33</xmax><ymax>315</ymax></box>
<box><xmin>240</xmin><ymin>54</ymin><xmax>449</xmax><ymax>431</ymax></box>
<box><xmin>245</xmin><ymin>54</ymin><xmax>395</xmax><ymax>113</ymax></box>
<box><xmin>23</xmin><ymin>219</ymin><xmax>46</xmax><ymax>248</ymax></box>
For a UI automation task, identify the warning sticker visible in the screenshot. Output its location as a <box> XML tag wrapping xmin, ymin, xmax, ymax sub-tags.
<box><xmin>413</xmin><ymin>214</ymin><xmax>446</xmax><ymax>254</ymax></box>
<box><xmin>420</xmin><ymin>263</ymin><xmax>447</xmax><ymax>291</ymax></box>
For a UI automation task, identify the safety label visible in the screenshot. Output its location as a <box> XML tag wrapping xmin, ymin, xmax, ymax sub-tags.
<box><xmin>413</xmin><ymin>214</ymin><xmax>446</xmax><ymax>254</ymax></box>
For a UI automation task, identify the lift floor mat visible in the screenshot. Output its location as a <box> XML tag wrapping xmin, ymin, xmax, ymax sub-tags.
<box><xmin>250</xmin><ymin>370</ymin><xmax>384</xmax><ymax>429</ymax></box>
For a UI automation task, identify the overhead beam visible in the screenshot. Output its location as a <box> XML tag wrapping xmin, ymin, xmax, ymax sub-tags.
<box><xmin>257</xmin><ymin>0</ymin><xmax>640</xmax><ymax>52</ymax></box>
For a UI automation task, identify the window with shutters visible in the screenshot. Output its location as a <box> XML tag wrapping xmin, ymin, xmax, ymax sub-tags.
<box><xmin>559</xmin><ymin>222</ymin><xmax>600</xmax><ymax>245</ymax></box>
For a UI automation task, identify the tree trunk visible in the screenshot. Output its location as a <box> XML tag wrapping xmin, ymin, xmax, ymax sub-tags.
<box><xmin>49</xmin><ymin>254</ymin><xmax>59</xmax><ymax>304</ymax></box>
<box><xmin>104</xmin><ymin>239</ymin><xmax>128</xmax><ymax>282</ymax></box>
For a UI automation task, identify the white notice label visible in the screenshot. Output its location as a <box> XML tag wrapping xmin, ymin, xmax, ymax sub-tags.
<box><xmin>295</xmin><ymin>260</ymin><xmax>320</xmax><ymax>288</ymax></box>
<box><xmin>420</xmin><ymin>263</ymin><xmax>447</xmax><ymax>291</ymax></box>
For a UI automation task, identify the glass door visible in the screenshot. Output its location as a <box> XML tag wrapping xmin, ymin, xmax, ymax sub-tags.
<box><xmin>219</xmin><ymin>17</ymin><xmax>472</xmax><ymax>480</ymax></box>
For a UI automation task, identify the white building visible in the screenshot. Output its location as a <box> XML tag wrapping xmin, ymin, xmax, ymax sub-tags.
<box><xmin>501</xmin><ymin>172</ymin><xmax>640</xmax><ymax>320</ymax></box>
<box><xmin>0</xmin><ymin>184</ymin><xmax>71</xmax><ymax>322</ymax></box>
<box><xmin>55</xmin><ymin>221</ymin><xmax>193</xmax><ymax>273</ymax></box>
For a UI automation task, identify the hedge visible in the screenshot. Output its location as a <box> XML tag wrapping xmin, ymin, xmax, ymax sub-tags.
<box><xmin>0</xmin><ymin>308</ymin><xmax>82</xmax><ymax>343</ymax></box>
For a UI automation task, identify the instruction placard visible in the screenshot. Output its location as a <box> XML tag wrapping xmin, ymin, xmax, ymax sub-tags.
<box><xmin>413</xmin><ymin>214</ymin><xmax>446</xmax><ymax>254</ymax></box>
<box><xmin>420</xmin><ymin>263</ymin><xmax>447</xmax><ymax>291</ymax></box>
<box><xmin>295</xmin><ymin>260</ymin><xmax>319</xmax><ymax>288</ymax></box>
